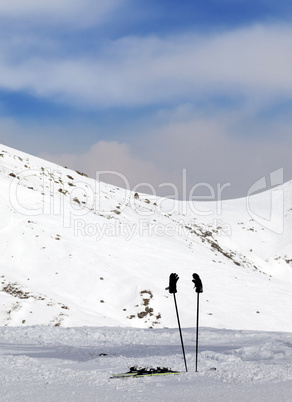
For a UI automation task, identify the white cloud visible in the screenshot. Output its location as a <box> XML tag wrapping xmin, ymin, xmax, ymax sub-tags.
<box><xmin>1</xmin><ymin>23</ymin><xmax>292</xmax><ymax>109</ymax></box>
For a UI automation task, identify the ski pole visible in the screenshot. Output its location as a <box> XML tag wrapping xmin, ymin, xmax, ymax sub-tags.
<box><xmin>173</xmin><ymin>292</ymin><xmax>188</xmax><ymax>372</ymax></box>
<box><xmin>192</xmin><ymin>273</ymin><xmax>203</xmax><ymax>373</ymax></box>
<box><xmin>166</xmin><ymin>273</ymin><xmax>188</xmax><ymax>372</ymax></box>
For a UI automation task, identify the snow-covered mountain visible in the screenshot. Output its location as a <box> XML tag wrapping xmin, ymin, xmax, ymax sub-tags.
<box><xmin>0</xmin><ymin>143</ymin><xmax>291</xmax><ymax>331</ymax></box>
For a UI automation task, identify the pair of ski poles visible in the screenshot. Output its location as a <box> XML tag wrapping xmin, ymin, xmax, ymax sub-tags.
<box><xmin>166</xmin><ymin>273</ymin><xmax>203</xmax><ymax>373</ymax></box>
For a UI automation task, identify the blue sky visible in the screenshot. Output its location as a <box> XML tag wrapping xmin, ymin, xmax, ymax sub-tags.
<box><xmin>1</xmin><ymin>0</ymin><xmax>292</xmax><ymax>199</ymax></box>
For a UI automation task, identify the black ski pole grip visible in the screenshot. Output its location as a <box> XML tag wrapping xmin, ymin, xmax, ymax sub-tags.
<box><xmin>166</xmin><ymin>273</ymin><xmax>179</xmax><ymax>294</ymax></box>
<box><xmin>192</xmin><ymin>273</ymin><xmax>203</xmax><ymax>293</ymax></box>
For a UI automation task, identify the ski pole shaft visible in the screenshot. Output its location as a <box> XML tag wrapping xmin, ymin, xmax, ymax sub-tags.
<box><xmin>173</xmin><ymin>293</ymin><xmax>188</xmax><ymax>372</ymax></box>
<box><xmin>192</xmin><ymin>273</ymin><xmax>203</xmax><ymax>372</ymax></box>
<box><xmin>195</xmin><ymin>292</ymin><xmax>200</xmax><ymax>372</ymax></box>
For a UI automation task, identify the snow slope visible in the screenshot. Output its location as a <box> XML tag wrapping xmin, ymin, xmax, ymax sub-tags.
<box><xmin>0</xmin><ymin>143</ymin><xmax>291</xmax><ymax>331</ymax></box>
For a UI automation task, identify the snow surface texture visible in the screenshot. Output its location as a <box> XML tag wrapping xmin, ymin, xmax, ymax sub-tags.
<box><xmin>0</xmin><ymin>143</ymin><xmax>291</xmax><ymax>331</ymax></box>
<box><xmin>0</xmin><ymin>326</ymin><xmax>291</xmax><ymax>401</ymax></box>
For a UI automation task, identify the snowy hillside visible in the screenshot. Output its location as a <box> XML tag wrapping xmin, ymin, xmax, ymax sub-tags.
<box><xmin>0</xmin><ymin>143</ymin><xmax>291</xmax><ymax>331</ymax></box>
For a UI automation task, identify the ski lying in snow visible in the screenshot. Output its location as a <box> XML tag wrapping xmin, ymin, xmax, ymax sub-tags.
<box><xmin>110</xmin><ymin>366</ymin><xmax>180</xmax><ymax>379</ymax></box>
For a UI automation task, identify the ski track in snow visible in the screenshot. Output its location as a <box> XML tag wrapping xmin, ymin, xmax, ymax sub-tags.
<box><xmin>0</xmin><ymin>326</ymin><xmax>292</xmax><ymax>401</ymax></box>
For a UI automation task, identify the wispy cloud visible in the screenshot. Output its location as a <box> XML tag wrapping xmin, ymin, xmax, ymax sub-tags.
<box><xmin>1</xmin><ymin>24</ymin><xmax>292</xmax><ymax>110</ymax></box>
